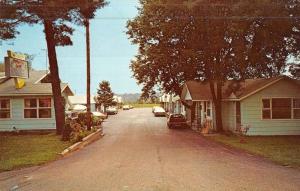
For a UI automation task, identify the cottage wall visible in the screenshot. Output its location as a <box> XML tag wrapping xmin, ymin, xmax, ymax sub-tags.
<box><xmin>221</xmin><ymin>101</ymin><xmax>236</xmax><ymax>132</ymax></box>
<box><xmin>0</xmin><ymin>97</ymin><xmax>56</xmax><ymax>131</ymax></box>
<box><xmin>241</xmin><ymin>79</ymin><xmax>300</xmax><ymax>135</ymax></box>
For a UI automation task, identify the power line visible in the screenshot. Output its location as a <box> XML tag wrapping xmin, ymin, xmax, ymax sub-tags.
<box><xmin>2</xmin><ymin>16</ymin><xmax>299</xmax><ymax>20</ymax></box>
<box><xmin>90</xmin><ymin>16</ymin><xmax>300</xmax><ymax>20</ymax></box>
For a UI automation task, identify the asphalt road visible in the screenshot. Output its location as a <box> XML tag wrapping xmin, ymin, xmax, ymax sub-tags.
<box><xmin>1</xmin><ymin>108</ymin><xmax>300</xmax><ymax>191</ymax></box>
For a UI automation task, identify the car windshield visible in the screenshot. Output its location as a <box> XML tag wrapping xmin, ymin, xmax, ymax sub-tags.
<box><xmin>154</xmin><ymin>107</ymin><xmax>165</xmax><ymax>112</ymax></box>
<box><xmin>170</xmin><ymin>115</ymin><xmax>185</xmax><ymax>122</ymax></box>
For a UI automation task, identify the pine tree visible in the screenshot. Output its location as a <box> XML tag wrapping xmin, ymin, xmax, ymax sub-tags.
<box><xmin>96</xmin><ymin>81</ymin><xmax>114</xmax><ymax>112</ymax></box>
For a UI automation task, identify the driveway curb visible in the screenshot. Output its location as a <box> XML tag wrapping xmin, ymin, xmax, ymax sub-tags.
<box><xmin>60</xmin><ymin>128</ymin><xmax>104</xmax><ymax>156</ymax></box>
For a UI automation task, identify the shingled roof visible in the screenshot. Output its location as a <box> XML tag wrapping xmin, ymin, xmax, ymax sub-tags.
<box><xmin>0</xmin><ymin>70</ymin><xmax>73</xmax><ymax>96</ymax></box>
<box><xmin>182</xmin><ymin>76</ymin><xmax>296</xmax><ymax>101</ymax></box>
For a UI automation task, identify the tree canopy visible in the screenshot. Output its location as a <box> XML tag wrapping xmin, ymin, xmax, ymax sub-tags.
<box><xmin>127</xmin><ymin>0</ymin><xmax>300</xmax><ymax>131</ymax></box>
<box><xmin>127</xmin><ymin>0</ymin><xmax>300</xmax><ymax>95</ymax></box>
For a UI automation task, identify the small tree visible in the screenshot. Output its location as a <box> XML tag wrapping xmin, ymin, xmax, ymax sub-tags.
<box><xmin>96</xmin><ymin>81</ymin><xmax>114</xmax><ymax>112</ymax></box>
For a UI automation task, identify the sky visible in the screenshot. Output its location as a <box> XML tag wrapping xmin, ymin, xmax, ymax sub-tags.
<box><xmin>0</xmin><ymin>0</ymin><xmax>141</xmax><ymax>95</ymax></box>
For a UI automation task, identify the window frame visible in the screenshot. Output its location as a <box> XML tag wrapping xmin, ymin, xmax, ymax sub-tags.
<box><xmin>0</xmin><ymin>99</ymin><xmax>11</xmax><ymax>120</ymax></box>
<box><xmin>205</xmin><ymin>101</ymin><xmax>212</xmax><ymax>117</ymax></box>
<box><xmin>38</xmin><ymin>98</ymin><xmax>52</xmax><ymax>119</ymax></box>
<box><xmin>261</xmin><ymin>97</ymin><xmax>300</xmax><ymax>120</ymax></box>
<box><xmin>262</xmin><ymin>98</ymin><xmax>271</xmax><ymax>119</ymax></box>
<box><xmin>293</xmin><ymin>98</ymin><xmax>300</xmax><ymax>119</ymax></box>
<box><xmin>24</xmin><ymin>97</ymin><xmax>52</xmax><ymax>119</ymax></box>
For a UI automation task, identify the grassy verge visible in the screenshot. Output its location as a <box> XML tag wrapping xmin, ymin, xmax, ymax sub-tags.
<box><xmin>130</xmin><ymin>103</ymin><xmax>160</xmax><ymax>108</ymax></box>
<box><xmin>0</xmin><ymin>133</ymin><xmax>72</xmax><ymax>172</ymax></box>
<box><xmin>207</xmin><ymin>135</ymin><xmax>300</xmax><ymax>168</ymax></box>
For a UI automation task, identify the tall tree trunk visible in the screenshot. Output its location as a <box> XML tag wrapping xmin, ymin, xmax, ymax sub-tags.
<box><xmin>44</xmin><ymin>19</ymin><xmax>65</xmax><ymax>135</ymax></box>
<box><xmin>215</xmin><ymin>81</ymin><xmax>223</xmax><ymax>132</ymax></box>
<box><xmin>85</xmin><ymin>18</ymin><xmax>91</xmax><ymax>131</ymax></box>
<box><xmin>209</xmin><ymin>80</ymin><xmax>223</xmax><ymax>133</ymax></box>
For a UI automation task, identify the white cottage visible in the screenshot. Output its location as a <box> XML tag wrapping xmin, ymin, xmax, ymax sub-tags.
<box><xmin>68</xmin><ymin>95</ymin><xmax>97</xmax><ymax>112</ymax></box>
<box><xmin>0</xmin><ymin>70</ymin><xmax>73</xmax><ymax>131</ymax></box>
<box><xmin>181</xmin><ymin>76</ymin><xmax>300</xmax><ymax>135</ymax></box>
<box><xmin>159</xmin><ymin>93</ymin><xmax>183</xmax><ymax>114</ymax></box>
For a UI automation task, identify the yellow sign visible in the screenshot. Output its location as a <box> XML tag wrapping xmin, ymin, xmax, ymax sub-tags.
<box><xmin>14</xmin><ymin>78</ymin><xmax>25</xmax><ymax>89</ymax></box>
<box><xmin>7</xmin><ymin>50</ymin><xmax>27</xmax><ymax>61</ymax></box>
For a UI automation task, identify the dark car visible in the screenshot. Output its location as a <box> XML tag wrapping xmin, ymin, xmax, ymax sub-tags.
<box><xmin>167</xmin><ymin>114</ymin><xmax>187</xmax><ymax>129</ymax></box>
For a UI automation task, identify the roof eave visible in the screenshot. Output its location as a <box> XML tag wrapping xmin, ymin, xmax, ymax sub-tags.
<box><xmin>238</xmin><ymin>77</ymin><xmax>284</xmax><ymax>101</ymax></box>
<box><xmin>0</xmin><ymin>93</ymin><xmax>53</xmax><ymax>97</ymax></box>
<box><xmin>34</xmin><ymin>71</ymin><xmax>50</xmax><ymax>84</ymax></box>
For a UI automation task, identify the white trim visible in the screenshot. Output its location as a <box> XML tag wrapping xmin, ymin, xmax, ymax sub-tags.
<box><xmin>293</xmin><ymin>98</ymin><xmax>300</xmax><ymax>119</ymax></box>
<box><xmin>239</xmin><ymin>77</ymin><xmax>284</xmax><ymax>100</ymax></box>
<box><xmin>34</xmin><ymin>71</ymin><xmax>50</xmax><ymax>84</ymax></box>
<box><xmin>0</xmin><ymin>85</ymin><xmax>72</xmax><ymax>97</ymax></box>
<box><xmin>185</xmin><ymin>88</ymin><xmax>192</xmax><ymax>100</ymax></box>
<box><xmin>222</xmin><ymin>99</ymin><xmax>240</xmax><ymax>101</ymax></box>
<box><xmin>61</xmin><ymin>85</ymin><xmax>74</xmax><ymax>96</ymax></box>
<box><xmin>23</xmin><ymin>97</ymin><xmax>53</xmax><ymax>119</ymax></box>
<box><xmin>190</xmin><ymin>99</ymin><xmax>211</xmax><ymax>102</ymax></box>
<box><xmin>183</xmin><ymin>77</ymin><xmax>296</xmax><ymax>102</ymax></box>
<box><xmin>260</xmin><ymin>97</ymin><xmax>300</xmax><ymax>120</ymax></box>
<box><xmin>0</xmin><ymin>94</ymin><xmax>52</xmax><ymax>97</ymax></box>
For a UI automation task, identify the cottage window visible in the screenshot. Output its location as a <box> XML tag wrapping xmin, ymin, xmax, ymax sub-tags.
<box><xmin>24</xmin><ymin>98</ymin><xmax>38</xmax><ymax>118</ymax></box>
<box><xmin>24</xmin><ymin>98</ymin><xmax>51</xmax><ymax>118</ymax></box>
<box><xmin>38</xmin><ymin>98</ymin><xmax>52</xmax><ymax>118</ymax></box>
<box><xmin>293</xmin><ymin>99</ymin><xmax>300</xmax><ymax>119</ymax></box>
<box><xmin>262</xmin><ymin>99</ymin><xmax>271</xmax><ymax>119</ymax></box>
<box><xmin>206</xmin><ymin>101</ymin><xmax>211</xmax><ymax>117</ymax></box>
<box><xmin>262</xmin><ymin>98</ymin><xmax>300</xmax><ymax>119</ymax></box>
<box><xmin>272</xmin><ymin>98</ymin><xmax>291</xmax><ymax>119</ymax></box>
<box><xmin>0</xmin><ymin>99</ymin><xmax>10</xmax><ymax>119</ymax></box>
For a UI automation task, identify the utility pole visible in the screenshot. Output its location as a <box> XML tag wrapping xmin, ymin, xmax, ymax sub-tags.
<box><xmin>86</xmin><ymin>18</ymin><xmax>91</xmax><ymax>131</ymax></box>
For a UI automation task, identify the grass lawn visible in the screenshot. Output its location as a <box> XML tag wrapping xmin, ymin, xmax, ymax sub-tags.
<box><xmin>207</xmin><ymin>135</ymin><xmax>300</xmax><ymax>168</ymax></box>
<box><xmin>0</xmin><ymin>133</ymin><xmax>72</xmax><ymax>172</ymax></box>
<box><xmin>130</xmin><ymin>103</ymin><xmax>160</xmax><ymax>108</ymax></box>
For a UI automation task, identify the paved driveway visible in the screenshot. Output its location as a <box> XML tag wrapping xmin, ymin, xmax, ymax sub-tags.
<box><xmin>1</xmin><ymin>108</ymin><xmax>300</xmax><ymax>191</ymax></box>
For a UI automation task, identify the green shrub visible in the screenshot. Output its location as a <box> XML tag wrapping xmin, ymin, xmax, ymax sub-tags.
<box><xmin>77</xmin><ymin>112</ymin><xmax>88</xmax><ymax>127</ymax></box>
<box><xmin>70</xmin><ymin>130</ymin><xmax>91</xmax><ymax>144</ymax></box>
<box><xmin>62</xmin><ymin>119</ymin><xmax>72</xmax><ymax>141</ymax></box>
<box><xmin>64</xmin><ymin>113</ymin><xmax>98</xmax><ymax>143</ymax></box>
<box><xmin>92</xmin><ymin>116</ymin><xmax>102</xmax><ymax>127</ymax></box>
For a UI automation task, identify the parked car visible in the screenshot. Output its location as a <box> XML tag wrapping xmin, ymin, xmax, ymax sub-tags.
<box><xmin>152</xmin><ymin>106</ymin><xmax>160</xmax><ymax>113</ymax></box>
<box><xmin>153</xmin><ymin>107</ymin><xmax>166</xmax><ymax>117</ymax></box>
<box><xmin>123</xmin><ymin>105</ymin><xmax>130</xmax><ymax>110</ymax></box>
<box><xmin>65</xmin><ymin>110</ymin><xmax>78</xmax><ymax>119</ymax></box>
<box><xmin>106</xmin><ymin>106</ymin><xmax>118</xmax><ymax>115</ymax></box>
<box><xmin>129</xmin><ymin>105</ymin><xmax>134</xmax><ymax>109</ymax></box>
<box><xmin>92</xmin><ymin>111</ymin><xmax>108</xmax><ymax>120</ymax></box>
<box><xmin>167</xmin><ymin>114</ymin><xmax>187</xmax><ymax>129</ymax></box>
